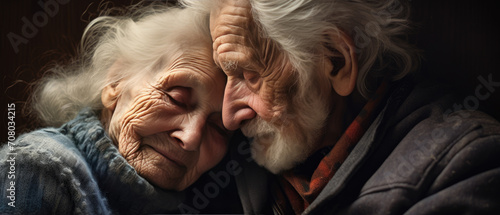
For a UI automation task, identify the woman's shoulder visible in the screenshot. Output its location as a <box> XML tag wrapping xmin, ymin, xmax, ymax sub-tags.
<box><xmin>3</xmin><ymin>107</ymin><xmax>103</xmax><ymax>164</ymax></box>
<box><xmin>0</xmin><ymin>127</ymin><xmax>112</xmax><ymax>214</ymax></box>
<box><xmin>3</xmin><ymin>127</ymin><xmax>83</xmax><ymax>163</ymax></box>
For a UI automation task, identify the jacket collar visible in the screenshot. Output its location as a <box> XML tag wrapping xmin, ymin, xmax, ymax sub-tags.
<box><xmin>304</xmin><ymin>80</ymin><xmax>414</xmax><ymax>214</ymax></box>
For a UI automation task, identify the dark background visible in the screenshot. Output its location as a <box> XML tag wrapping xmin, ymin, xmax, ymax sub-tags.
<box><xmin>1</xmin><ymin>0</ymin><xmax>499</xmax><ymax>141</ymax></box>
<box><xmin>1</xmin><ymin>0</ymin><xmax>499</xmax><ymax>213</ymax></box>
<box><xmin>1</xmin><ymin>0</ymin><xmax>137</xmax><ymax>141</ymax></box>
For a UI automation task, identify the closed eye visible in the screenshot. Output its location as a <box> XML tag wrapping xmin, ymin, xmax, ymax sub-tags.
<box><xmin>243</xmin><ymin>70</ymin><xmax>259</xmax><ymax>83</ymax></box>
<box><xmin>166</xmin><ymin>92</ymin><xmax>188</xmax><ymax>109</ymax></box>
<box><xmin>243</xmin><ymin>70</ymin><xmax>262</xmax><ymax>91</ymax></box>
<box><xmin>156</xmin><ymin>86</ymin><xmax>192</xmax><ymax>109</ymax></box>
<box><xmin>167</xmin><ymin>86</ymin><xmax>192</xmax><ymax>109</ymax></box>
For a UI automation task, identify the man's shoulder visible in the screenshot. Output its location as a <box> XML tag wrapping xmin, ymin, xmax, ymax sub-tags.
<box><xmin>387</xmin><ymin>79</ymin><xmax>500</xmax><ymax>160</ymax></box>
<box><xmin>372</xmin><ymin>77</ymin><xmax>500</xmax><ymax>182</ymax></box>
<box><xmin>318</xmin><ymin>107</ymin><xmax>500</xmax><ymax>214</ymax></box>
<box><xmin>383</xmin><ymin>79</ymin><xmax>500</xmax><ymax>157</ymax></box>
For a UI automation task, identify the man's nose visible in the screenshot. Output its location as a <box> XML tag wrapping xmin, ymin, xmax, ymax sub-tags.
<box><xmin>222</xmin><ymin>79</ymin><xmax>256</xmax><ymax>130</ymax></box>
<box><xmin>171</xmin><ymin>116</ymin><xmax>204</xmax><ymax>151</ymax></box>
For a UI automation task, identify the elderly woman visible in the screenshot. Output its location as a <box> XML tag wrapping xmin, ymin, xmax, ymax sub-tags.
<box><xmin>0</xmin><ymin>3</ymin><xmax>228</xmax><ymax>215</ymax></box>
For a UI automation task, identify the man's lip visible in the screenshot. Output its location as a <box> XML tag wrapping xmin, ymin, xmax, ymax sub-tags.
<box><xmin>151</xmin><ymin>146</ymin><xmax>186</xmax><ymax>167</ymax></box>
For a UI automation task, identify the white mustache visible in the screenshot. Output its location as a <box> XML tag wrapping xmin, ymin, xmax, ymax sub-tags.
<box><xmin>241</xmin><ymin>115</ymin><xmax>276</xmax><ymax>141</ymax></box>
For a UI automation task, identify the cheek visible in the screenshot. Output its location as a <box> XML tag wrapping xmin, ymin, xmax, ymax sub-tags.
<box><xmin>196</xmin><ymin>133</ymin><xmax>228</xmax><ymax>173</ymax></box>
<box><xmin>247</xmin><ymin>93</ymin><xmax>275</xmax><ymax>120</ymax></box>
<box><xmin>263</xmin><ymin>54</ymin><xmax>296</xmax><ymax>95</ymax></box>
<box><xmin>115</xmin><ymin>92</ymin><xmax>167</xmax><ymax>158</ymax></box>
<box><xmin>233</xmin><ymin>78</ymin><xmax>277</xmax><ymax>120</ymax></box>
<box><xmin>259</xmin><ymin>76</ymin><xmax>297</xmax><ymax>118</ymax></box>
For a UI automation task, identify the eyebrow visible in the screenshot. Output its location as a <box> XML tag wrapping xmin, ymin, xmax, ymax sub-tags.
<box><xmin>219</xmin><ymin>59</ymin><xmax>240</xmax><ymax>76</ymax></box>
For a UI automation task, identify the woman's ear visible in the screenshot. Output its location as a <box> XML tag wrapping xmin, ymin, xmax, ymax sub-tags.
<box><xmin>323</xmin><ymin>30</ymin><xmax>358</xmax><ymax>96</ymax></box>
<box><xmin>101</xmin><ymin>82</ymin><xmax>120</xmax><ymax>111</ymax></box>
<box><xmin>101</xmin><ymin>61</ymin><xmax>124</xmax><ymax>112</ymax></box>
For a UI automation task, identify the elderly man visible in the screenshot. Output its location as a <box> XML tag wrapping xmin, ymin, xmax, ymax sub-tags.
<box><xmin>182</xmin><ymin>0</ymin><xmax>500</xmax><ymax>214</ymax></box>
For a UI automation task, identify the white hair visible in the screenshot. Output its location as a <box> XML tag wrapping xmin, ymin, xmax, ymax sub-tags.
<box><xmin>180</xmin><ymin>0</ymin><xmax>420</xmax><ymax>172</ymax></box>
<box><xmin>30</xmin><ymin>2</ymin><xmax>211</xmax><ymax>127</ymax></box>
<box><xmin>181</xmin><ymin>0</ymin><xmax>420</xmax><ymax>98</ymax></box>
<box><xmin>250</xmin><ymin>0</ymin><xmax>420</xmax><ymax>98</ymax></box>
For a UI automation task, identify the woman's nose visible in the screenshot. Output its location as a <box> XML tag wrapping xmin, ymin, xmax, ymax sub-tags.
<box><xmin>171</xmin><ymin>116</ymin><xmax>204</xmax><ymax>151</ymax></box>
<box><xmin>222</xmin><ymin>80</ymin><xmax>257</xmax><ymax>130</ymax></box>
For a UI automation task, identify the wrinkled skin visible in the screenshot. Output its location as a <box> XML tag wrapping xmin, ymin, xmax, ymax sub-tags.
<box><xmin>210</xmin><ymin>0</ymin><xmax>338</xmax><ymax>173</ymax></box>
<box><xmin>105</xmin><ymin>47</ymin><xmax>229</xmax><ymax>191</ymax></box>
<box><xmin>210</xmin><ymin>0</ymin><xmax>296</xmax><ymax>126</ymax></box>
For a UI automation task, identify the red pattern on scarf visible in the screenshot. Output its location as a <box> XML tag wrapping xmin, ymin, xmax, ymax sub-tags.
<box><xmin>279</xmin><ymin>82</ymin><xmax>388</xmax><ymax>214</ymax></box>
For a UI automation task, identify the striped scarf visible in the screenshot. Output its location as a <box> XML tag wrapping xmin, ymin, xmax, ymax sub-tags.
<box><xmin>278</xmin><ymin>82</ymin><xmax>388</xmax><ymax>214</ymax></box>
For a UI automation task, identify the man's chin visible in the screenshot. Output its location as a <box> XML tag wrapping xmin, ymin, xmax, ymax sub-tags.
<box><xmin>249</xmin><ymin>129</ymin><xmax>314</xmax><ymax>174</ymax></box>
<box><xmin>241</xmin><ymin>107</ymin><xmax>326</xmax><ymax>174</ymax></box>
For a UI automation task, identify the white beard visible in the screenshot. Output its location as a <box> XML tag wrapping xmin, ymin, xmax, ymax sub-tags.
<box><xmin>241</xmin><ymin>95</ymin><xmax>329</xmax><ymax>174</ymax></box>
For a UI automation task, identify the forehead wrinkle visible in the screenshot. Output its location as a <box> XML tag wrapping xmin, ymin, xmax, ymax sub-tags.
<box><xmin>166</xmin><ymin>49</ymin><xmax>215</xmax><ymax>73</ymax></box>
<box><xmin>218</xmin><ymin>0</ymin><xmax>252</xmax><ymax>17</ymax></box>
<box><xmin>211</xmin><ymin>4</ymin><xmax>252</xmax><ymax>39</ymax></box>
<box><xmin>212</xmin><ymin>0</ymin><xmax>259</xmax><ymax>66</ymax></box>
<box><xmin>212</xmin><ymin>18</ymin><xmax>252</xmax><ymax>58</ymax></box>
<box><xmin>159</xmin><ymin>54</ymin><xmax>224</xmax><ymax>96</ymax></box>
<box><xmin>218</xmin><ymin>12</ymin><xmax>250</xmax><ymax>23</ymax></box>
<box><xmin>215</xmin><ymin>31</ymin><xmax>265</xmax><ymax>74</ymax></box>
<box><xmin>213</xmin><ymin>24</ymin><xmax>248</xmax><ymax>40</ymax></box>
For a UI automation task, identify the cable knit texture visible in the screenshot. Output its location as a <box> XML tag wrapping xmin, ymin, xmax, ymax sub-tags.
<box><xmin>0</xmin><ymin>108</ymin><xmax>184</xmax><ymax>214</ymax></box>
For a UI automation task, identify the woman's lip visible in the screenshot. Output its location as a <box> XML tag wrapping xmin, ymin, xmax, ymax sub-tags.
<box><xmin>151</xmin><ymin>146</ymin><xmax>186</xmax><ymax>167</ymax></box>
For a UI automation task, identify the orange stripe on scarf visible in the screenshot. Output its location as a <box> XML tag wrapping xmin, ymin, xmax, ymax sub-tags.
<box><xmin>279</xmin><ymin>81</ymin><xmax>388</xmax><ymax>214</ymax></box>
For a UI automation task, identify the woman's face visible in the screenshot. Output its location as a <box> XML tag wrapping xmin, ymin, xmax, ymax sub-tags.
<box><xmin>104</xmin><ymin>48</ymin><xmax>228</xmax><ymax>191</ymax></box>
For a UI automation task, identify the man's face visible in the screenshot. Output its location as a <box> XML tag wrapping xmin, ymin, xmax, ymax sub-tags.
<box><xmin>210</xmin><ymin>0</ymin><xmax>331</xmax><ymax>173</ymax></box>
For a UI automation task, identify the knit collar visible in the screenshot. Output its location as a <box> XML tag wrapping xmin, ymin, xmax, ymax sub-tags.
<box><xmin>62</xmin><ymin>108</ymin><xmax>185</xmax><ymax>214</ymax></box>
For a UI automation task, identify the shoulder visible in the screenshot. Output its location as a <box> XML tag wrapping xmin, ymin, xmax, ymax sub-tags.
<box><xmin>0</xmin><ymin>128</ymin><xmax>75</xmax><ymax>213</ymax></box>
<box><xmin>389</xmin><ymin>78</ymin><xmax>500</xmax><ymax>165</ymax></box>
<box><xmin>370</xmin><ymin>83</ymin><xmax>500</xmax><ymax>186</ymax></box>
<box><xmin>0</xmin><ymin>128</ymin><xmax>110</xmax><ymax>214</ymax></box>
<box><xmin>334</xmin><ymin>85</ymin><xmax>500</xmax><ymax>213</ymax></box>
<box><xmin>357</xmin><ymin>103</ymin><xmax>500</xmax><ymax>213</ymax></box>
<box><xmin>382</xmin><ymin>79</ymin><xmax>500</xmax><ymax>164</ymax></box>
<box><xmin>4</xmin><ymin>127</ymin><xmax>85</xmax><ymax>168</ymax></box>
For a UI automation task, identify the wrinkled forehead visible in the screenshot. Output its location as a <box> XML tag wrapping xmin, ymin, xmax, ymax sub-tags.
<box><xmin>210</xmin><ymin>0</ymin><xmax>252</xmax><ymax>29</ymax></box>
<box><xmin>209</xmin><ymin>0</ymin><xmax>264</xmax><ymax>70</ymax></box>
<box><xmin>209</xmin><ymin>0</ymin><xmax>293</xmax><ymax>75</ymax></box>
<box><xmin>122</xmin><ymin>44</ymin><xmax>217</xmax><ymax>94</ymax></box>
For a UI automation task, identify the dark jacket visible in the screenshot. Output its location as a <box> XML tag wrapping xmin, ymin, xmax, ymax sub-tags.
<box><xmin>228</xmin><ymin>80</ymin><xmax>500</xmax><ymax>215</ymax></box>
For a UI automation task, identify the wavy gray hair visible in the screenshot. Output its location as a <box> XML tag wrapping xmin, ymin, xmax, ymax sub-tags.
<box><xmin>30</xmin><ymin>2</ymin><xmax>211</xmax><ymax>127</ymax></box>
<box><xmin>181</xmin><ymin>0</ymin><xmax>420</xmax><ymax>98</ymax></box>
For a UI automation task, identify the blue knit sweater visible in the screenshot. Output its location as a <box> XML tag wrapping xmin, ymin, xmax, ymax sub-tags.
<box><xmin>0</xmin><ymin>109</ymin><xmax>184</xmax><ymax>214</ymax></box>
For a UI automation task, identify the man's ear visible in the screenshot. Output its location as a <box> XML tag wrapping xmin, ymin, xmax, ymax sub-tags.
<box><xmin>101</xmin><ymin>61</ymin><xmax>124</xmax><ymax>111</ymax></box>
<box><xmin>323</xmin><ymin>30</ymin><xmax>358</xmax><ymax>96</ymax></box>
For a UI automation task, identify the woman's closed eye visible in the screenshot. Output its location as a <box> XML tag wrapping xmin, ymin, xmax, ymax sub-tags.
<box><xmin>164</xmin><ymin>86</ymin><xmax>193</xmax><ymax>109</ymax></box>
